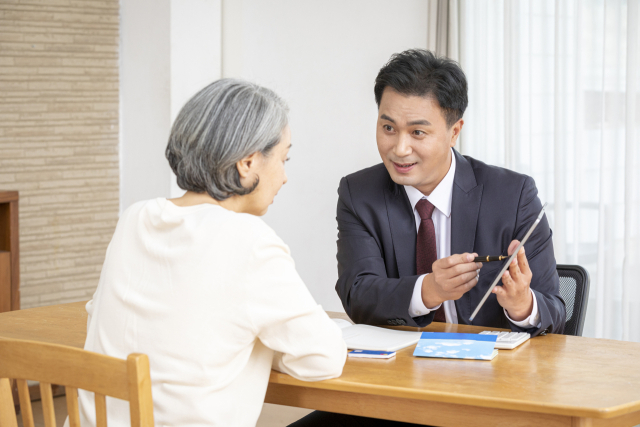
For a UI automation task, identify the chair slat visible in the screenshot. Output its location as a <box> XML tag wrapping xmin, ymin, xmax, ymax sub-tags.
<box><xmin>95</xmin><ymin>393</ymin><xmax>108</xmax><ymax>427</ymax></box>
<box><xmin>39</xmin><ymin>382</ymin><xmax>56</xmax><ymax>427</ymax></box>
<box><xmin>0</xmin><ymin>378</ymin><xmax>18</xmax><ymax>427</ymax></box>
<box><xmin>65</xmin><ymin>386</ymin><xmax>81</xmax><ymax>427</ymax></box>
<box><xmin>16</xmin><ymin>380</ymin><xmax>34</xmax><ymax>427</ymax></box>
<box><xmin>127</xmin><ymin>354</ymin><xmax>154</xmax><ymax>427</ymax></box>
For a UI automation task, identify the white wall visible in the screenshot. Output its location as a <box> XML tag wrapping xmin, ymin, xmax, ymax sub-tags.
<box><xmin>221</xmin><ymin>0</ymin><xmax>429</xmax><ymax>311</ymax></box>
<box><xmin>169</xmin><ymin>0</ymin><xmax>222</xmax><ymax>197</ymax></box>
<box><xmin>120</xmin><ymin>0</ymin><xmax>221</xmax><ymax>209</ymax></box>
<box><xmin>120</xmin><ymin>0</ymin><xmax>172</xmax><ymax>211</ymax></box>
<box><xmin>121</xmin><ymin>0</ymin><xmax>428</xmax><ymax>312</ymax></box>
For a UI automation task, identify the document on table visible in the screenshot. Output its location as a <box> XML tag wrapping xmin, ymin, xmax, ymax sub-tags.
<box><xmin>413</xmin><ymin>332</ymin><xmax>498</xmax><ymax>360</ymax></box>
<box><xmin>333</xmin><ymin>319</ymin><xmax>422</xmax><ymax>352</ymax></box>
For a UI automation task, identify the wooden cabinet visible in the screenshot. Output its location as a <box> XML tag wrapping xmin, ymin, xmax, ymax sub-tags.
<box><xmin>0</xmin><ymin>191</ymin><xmax>19</xmax><ymax>312</ymax></box>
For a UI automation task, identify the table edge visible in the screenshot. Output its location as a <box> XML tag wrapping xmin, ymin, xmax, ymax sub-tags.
<box><xmin>268</xmin><ymin>371</ymin><xmax>640</xmax><ymax>419</ymax></box>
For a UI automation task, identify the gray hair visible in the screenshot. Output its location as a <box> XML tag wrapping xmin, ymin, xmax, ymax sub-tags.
<box><xmin>166</xmin><ymin>78</ymin><xmax>289</xmax><ymax>200</ymax></box>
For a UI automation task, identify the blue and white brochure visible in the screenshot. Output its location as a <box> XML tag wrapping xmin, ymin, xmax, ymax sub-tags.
<box><xmin>413</xmin><ymin>332</ymin><xmax>498</xmax><ymax>360</ymax></box>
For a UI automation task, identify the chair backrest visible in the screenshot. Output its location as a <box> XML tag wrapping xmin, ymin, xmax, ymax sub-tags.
<box><xmin>556</xmin><ymin>264</ymin><xmax>590</xmax><ymax>336</ymax></box>
<box><xmin>0</xmin><ymin>338</ymin><xmax>154</xmax><ymax>427</ymax></box>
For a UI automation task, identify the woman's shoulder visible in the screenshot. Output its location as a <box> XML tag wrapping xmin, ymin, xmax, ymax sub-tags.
<box><xmin>233</xmin><ymin>212</ymin><xmax>283</xmax><ymax>246</ymax></box>
<box><xmin>164</xmin><ymin>200</ymin><xmax>285</xmax><ymax>246</ymax></box>
<box><xmin>212</xmin><ymin>211</ymin><xmax>291</xmax><ymax>259</ymax></box>
<box><xmin>119</xmin><ymin>198</ymin><xmax>164</xmax><ymax>218</ymax></box>
<box><xmin>118</xmin><ymin>198</ymin><xmax>288</xmax><ymax>252</ymax></box>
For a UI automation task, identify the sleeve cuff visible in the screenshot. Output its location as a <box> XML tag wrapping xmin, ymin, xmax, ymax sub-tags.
<box><xmin>504</xmin><ymin>288</ymin><xmax>541</xmax><ymax>328</ymax></box>
<box><xmin>409</xmin><ymin>274</ymin><xmax>442</xmax><ymax>318</ymax></box>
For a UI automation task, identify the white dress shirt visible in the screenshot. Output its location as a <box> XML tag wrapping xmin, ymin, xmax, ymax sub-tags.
<box><xmin>73</xmin><ymin>198</ymin><xmax>346</xmax><ymax>427</ymax></box>
<box><xmin>406</xmin><ymin>149</ymin><xmax>540</xmax><ymax>328</ymax></box>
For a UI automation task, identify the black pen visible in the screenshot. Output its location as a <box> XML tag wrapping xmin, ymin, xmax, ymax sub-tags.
<box><xmin>473</xmin><ymin>255</ymin><xmax>509</xmax><ymax>262</ymax></box>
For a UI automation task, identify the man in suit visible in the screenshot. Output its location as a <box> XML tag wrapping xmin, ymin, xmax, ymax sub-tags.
<box><xmin>290</xmin><ymin>49</ymin><xmax>566</xmax><ymax>427</ymax></box>
<box><xmin>335</xmin><ymin>49</ymin><xmax>566</xmax><ymax>336</ymax></box>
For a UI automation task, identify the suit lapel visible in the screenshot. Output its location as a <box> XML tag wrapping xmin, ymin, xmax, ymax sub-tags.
<box><xmin>451</xmin><ymin>150</ymin><xmax>483</xmax><ymax>324</ymax></box>
<box><xmin>381</xmin><ymin>150</ymin><xmax>484</xmax><ymax>320</ymax></box>
<box><xmin>383</xmin><ymin>177</ymin><xmax>417</xmax><ymax>278</ymax></box>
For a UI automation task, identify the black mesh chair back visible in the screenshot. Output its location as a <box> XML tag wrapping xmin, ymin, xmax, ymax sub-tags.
<box><xmin>556</xmin><ymin>264</ymin><xmax>590</xmax><ymax>336</ymax></box>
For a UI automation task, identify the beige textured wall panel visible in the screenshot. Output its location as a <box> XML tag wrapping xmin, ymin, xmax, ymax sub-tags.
<box><xmin>0</xmin><ymin>0</ymin><xmax>119</xmax><ymax>308</ymax></box>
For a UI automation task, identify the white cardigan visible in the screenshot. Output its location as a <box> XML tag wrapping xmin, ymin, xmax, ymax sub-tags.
<box><xmin>75</xmin><ymin>198</ymin><xmax>347</xmax><ymax>427</ymax></box>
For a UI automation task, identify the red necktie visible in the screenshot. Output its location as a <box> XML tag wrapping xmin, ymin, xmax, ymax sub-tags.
<box><xmin>416</xmin><ymin>199</ymin><xmax>446</xmax><ymax>322</ymax></box>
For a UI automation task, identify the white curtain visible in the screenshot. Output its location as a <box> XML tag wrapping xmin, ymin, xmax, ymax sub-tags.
<box><xmin>458</xmin><ymin>0</ymin><xmax>640</xmax><ymax>341</ymax></box>
<box><xmin>426</xmin><ymin>0</ymin><xmax>461</xmax><ymax>61</ymax></box>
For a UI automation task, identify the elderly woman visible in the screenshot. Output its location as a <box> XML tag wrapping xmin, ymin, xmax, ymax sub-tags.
<box><xmin>76</xmin><ymin>79</ymin><xmax>347</xmax><ymax>426</ymax></box>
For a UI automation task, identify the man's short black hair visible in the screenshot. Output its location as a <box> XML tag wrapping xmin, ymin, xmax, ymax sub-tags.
<box><xmin>374</xmin><ymin>49</ymin><xmax>468</xmax><ymax>128</ymax></box>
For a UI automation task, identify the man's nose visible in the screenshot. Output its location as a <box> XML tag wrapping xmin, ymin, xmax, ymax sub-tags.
<box><xmin>393</xmin><ymin>135</ymin><xmax>412</xmax><ymax>158</ymax></box>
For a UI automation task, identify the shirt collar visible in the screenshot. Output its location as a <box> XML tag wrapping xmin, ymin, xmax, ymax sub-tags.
<box><xmin>403</xmin><ymin>148</ymin><xmax>456</xmax><ymax>218</ymax></box>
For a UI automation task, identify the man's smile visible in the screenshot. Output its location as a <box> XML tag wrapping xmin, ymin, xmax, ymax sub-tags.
<box><xmin>392</xmin><ymin>161</ymin><xmax>418</xmax><ymax>173</ymax></box>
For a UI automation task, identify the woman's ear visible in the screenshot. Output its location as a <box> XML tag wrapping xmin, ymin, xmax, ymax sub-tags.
<box><xmin>236</xmin><ymin>151</ymin><xmax>260</xmax><ymax>180</ymax></box>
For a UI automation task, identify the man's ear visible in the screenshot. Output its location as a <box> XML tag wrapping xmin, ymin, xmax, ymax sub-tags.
<box><xmin>236</xmin><ymin>151</ymin><xmax>260</xmax><ymax>179</ymax></box>
<box><xmin>450</xmin><ymin>119</ymin><xmax>464</xmax><ymax>147</ymax></box>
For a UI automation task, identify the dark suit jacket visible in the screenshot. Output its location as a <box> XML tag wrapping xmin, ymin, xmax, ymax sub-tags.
<box><xmin>335</xmin><ymin>150</ymin><xmax>566</xmax><ymax>336</ymax></box>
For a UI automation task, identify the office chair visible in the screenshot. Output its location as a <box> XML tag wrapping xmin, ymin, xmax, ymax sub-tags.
<box><xmin>556</xmin><ymin>264</ymin><xmax>590</xmax><ymax>336</ymax></box>
<box><xmin>0</xmin><ymin>338</ymin><xmax>154</xmax><ymax>427</ymax></box>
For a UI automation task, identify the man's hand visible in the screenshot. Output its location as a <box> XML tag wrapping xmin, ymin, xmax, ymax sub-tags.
<box><xmin>492</xmin><ymin>240</ymin><xmax>534</xmax><ymax>321</ymax></box>
<box><xmin>421</xmin><ymin>253</ymin><xmax>482</xmax><ymax>308</ymax></box>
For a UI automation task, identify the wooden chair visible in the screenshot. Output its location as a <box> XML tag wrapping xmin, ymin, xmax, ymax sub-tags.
<box><xmin>0</xmin><ymin>338</ymin><xmax>154</xmax><ymax>427</ymax></box>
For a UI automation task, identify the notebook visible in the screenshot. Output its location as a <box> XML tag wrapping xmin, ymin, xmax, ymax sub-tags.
<box><xmin>332</xmin><ymin>319</ymin><xmax>422</xmax><ymax>352</ymax></box>
<box><xmin>413</xmin><ymin>332</ymin><xmax>498</xmax><ymax>360</ymax></box>
<box><xmin>348</xmin><ymin>350</ymin><xmax>396</xmax><ymax>359</ymax></box>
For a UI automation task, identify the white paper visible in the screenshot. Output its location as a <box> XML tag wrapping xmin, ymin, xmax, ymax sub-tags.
<box><xmin>332</xmin><ymin>320</ymin><xmax>422</xmax><ymax>352</ymax></box>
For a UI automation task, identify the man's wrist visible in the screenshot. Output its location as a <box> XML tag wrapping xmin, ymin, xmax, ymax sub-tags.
<box><xmin>505</xmin><ymin>289</ymin><xmax>541</xmax><ymax>328</ymax></box>
<box><xmin>504</xmin><ymin>291</ymin><xmax>534</xmax><ymax>321</ymax></box>
<box><xmin>423</xmin><ymin>296</ymin><xmax>443</xmax><ymax>310</ymax></box>
<box><xmin>421</xmin><ymin>274</ymin><xmax>444</xmax><ymax>309</ymax></box>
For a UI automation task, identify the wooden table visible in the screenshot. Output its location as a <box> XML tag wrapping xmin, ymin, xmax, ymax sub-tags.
<box><xmin>1</xmin><ymin>302</ymin><xmax>639</xmax><ymax>427</ymax></box>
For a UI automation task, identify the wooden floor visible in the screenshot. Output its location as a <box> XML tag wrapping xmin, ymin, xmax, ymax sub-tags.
<box><xmin>257</xmin><ymin>403</ymin><xmax>313</xmax><ymax>426</ymax></box>
<box><xmin>16</xmin><ymin>397</ymin><xmax>313</xmax><ymax>427</ymax></box>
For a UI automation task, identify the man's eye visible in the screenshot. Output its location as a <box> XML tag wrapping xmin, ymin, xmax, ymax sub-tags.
<box><xmin>383</xmin><ymin>125</ymin><xmax>393</xmax><ymax>132</ymax></box>
<box><xmin>414</xmin><ymin>130</ymin><xmax>425</xmax><ymax>136</ymax></box>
